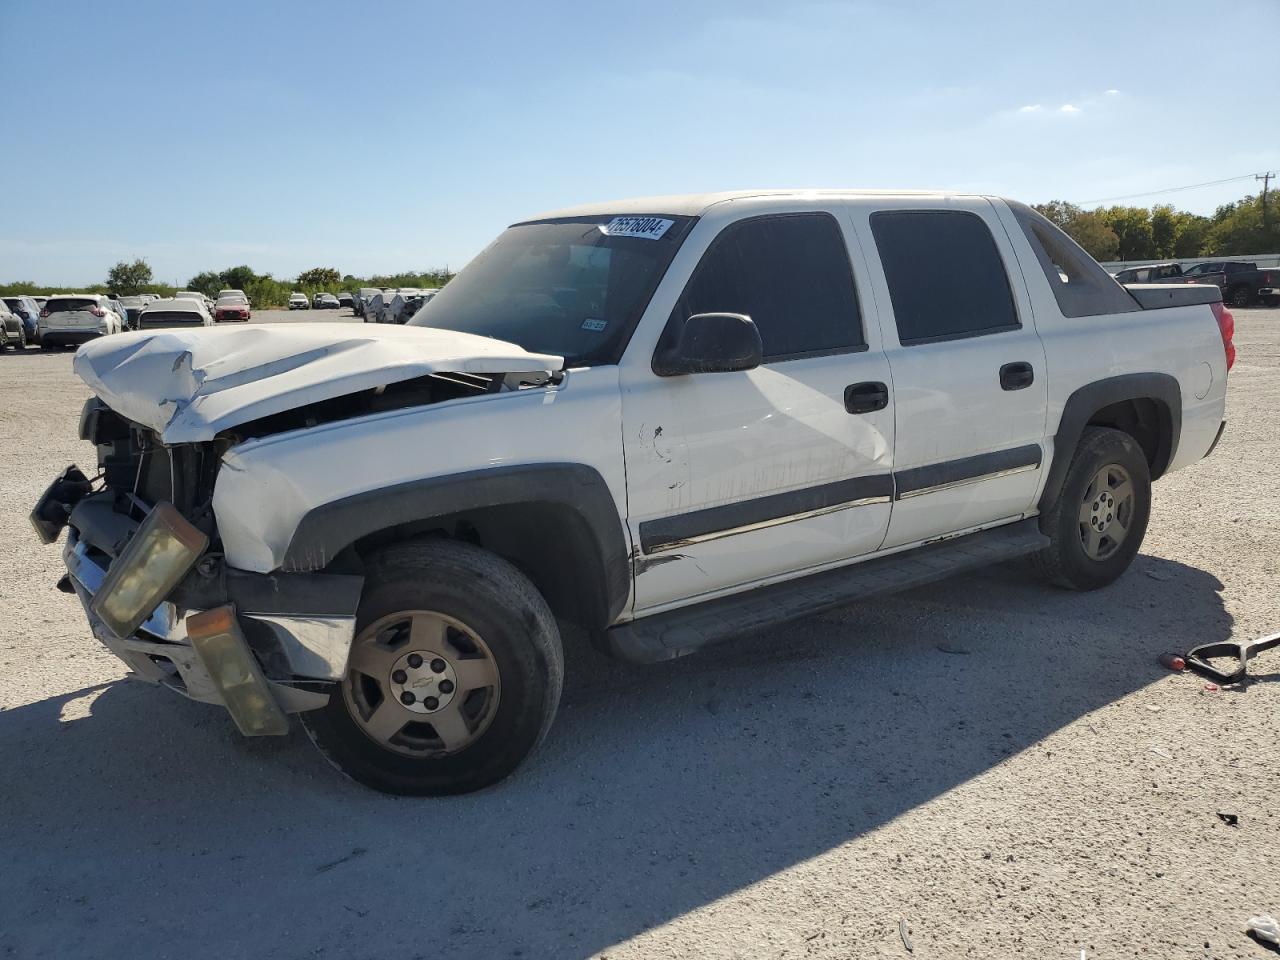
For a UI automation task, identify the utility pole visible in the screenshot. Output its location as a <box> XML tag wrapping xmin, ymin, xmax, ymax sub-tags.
<box><xmin>1258</xmin><ymin>171</ymin><xmax>1275</xmax><ymax>230</ymax></box>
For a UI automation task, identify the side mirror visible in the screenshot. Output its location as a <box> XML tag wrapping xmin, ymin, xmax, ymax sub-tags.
<box><xmin>653</xmin><ymin>312</ymin><xmax>763</xmax><ymax>377</ymax></box>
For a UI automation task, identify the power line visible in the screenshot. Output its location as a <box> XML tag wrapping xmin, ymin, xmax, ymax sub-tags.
<box><xmin>1075</xmin><ymin>173</ymin><xmax>1262</xmax><ymax>206</ymax></box>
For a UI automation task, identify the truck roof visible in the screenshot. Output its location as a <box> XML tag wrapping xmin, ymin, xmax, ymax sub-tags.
<box><xmin>526</xmin><ymin>189</ymin><xmax>980</xmax><ymax>221</ymax></box>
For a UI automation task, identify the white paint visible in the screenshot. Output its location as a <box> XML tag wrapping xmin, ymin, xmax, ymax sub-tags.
<box><xmin>72</xmin><ymin>323</ymin><xmax>563</xmax><ymax>443</ymax></box>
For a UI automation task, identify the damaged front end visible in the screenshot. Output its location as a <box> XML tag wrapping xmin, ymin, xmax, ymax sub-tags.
<box><xmin>38</xmin><ymin>324</ymin><xmax>568</xmax><ymax>735</ymax></box>
<box><xmin>35</xmin><ymin>398</ymin><xmax>363</xmax><ymax>733</ymax></box>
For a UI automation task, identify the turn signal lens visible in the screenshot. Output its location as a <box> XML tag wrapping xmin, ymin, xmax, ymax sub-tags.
<box><xmin>187</xmin><ymin>605</ymin><xmax>290</xmax><ymax>737</ymax></box>
<box><xmin>90</xmin><ymin>502</ymin><xmax>208</xmax><ymax>639</ymax></box>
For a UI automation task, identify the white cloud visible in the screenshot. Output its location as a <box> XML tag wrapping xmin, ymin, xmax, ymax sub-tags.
<box><xmin>1018</xmin><ymin>104</ymin><xmax>1043</xmax><ymax>113</ymax></box>
<box><xmin>1059</xmin><ymin>103</ymin><xmax>1081</xmax><ymax>113</ymax></box>
<box><xmin>1104</xmin><ymin>88</ymin><xmax>1120</xmax><ymax>96</ymax></box>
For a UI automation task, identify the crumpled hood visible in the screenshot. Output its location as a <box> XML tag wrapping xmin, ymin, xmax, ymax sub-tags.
<box><xmin>73</xmin><ymin>323</ymin><xmax>563</xmax><ymax>443</ymax></box>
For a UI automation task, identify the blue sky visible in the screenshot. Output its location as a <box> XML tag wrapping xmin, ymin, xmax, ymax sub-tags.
<box><xmin>3</xmin><ymin>0</ymin><xmax>1277</xmax><ymax>286</ymax></box>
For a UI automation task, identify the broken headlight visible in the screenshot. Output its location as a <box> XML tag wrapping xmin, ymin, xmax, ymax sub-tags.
<box><xmin>90</xmin><ymin>501</ymin><xmax>208</xmax><ymax>638</ymax></box>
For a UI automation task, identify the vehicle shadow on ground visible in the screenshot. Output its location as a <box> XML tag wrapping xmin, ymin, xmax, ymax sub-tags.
<box><xmin>0</xmin><ymin>554</ymin><xmax>1231</xmax><ymax>959</ymax></box>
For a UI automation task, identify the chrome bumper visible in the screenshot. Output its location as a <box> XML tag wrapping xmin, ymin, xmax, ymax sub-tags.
<box><xmin>63</xmin><ymin>531</ymin><xmax>349</xmax><ymax>715</ymax></box>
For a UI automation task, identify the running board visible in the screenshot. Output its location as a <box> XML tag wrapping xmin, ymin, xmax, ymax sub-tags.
<box><xmin>606</xmin><ymin>518</ymin><xmax>1049</xmax><ymax>664</ymax></box>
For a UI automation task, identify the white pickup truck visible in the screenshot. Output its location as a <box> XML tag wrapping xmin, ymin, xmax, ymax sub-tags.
<box><xmin>32</xmin><ymin>190</ymin><xmax>1233</xmax><ymax>795</ymax></box>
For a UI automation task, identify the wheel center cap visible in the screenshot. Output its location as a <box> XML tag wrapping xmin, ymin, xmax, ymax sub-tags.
<box><xmin>1090</xmin><ymin>491</ymin><xmax>1116</xmax><ymax>532</ymax></box>
<box><xmin>387</xmin><ymin>650</ymin><xmax>458</xmax><ymax>714</ymax></box>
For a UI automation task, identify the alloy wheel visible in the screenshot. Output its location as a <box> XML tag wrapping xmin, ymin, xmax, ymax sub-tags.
<box><xmin>343</xmin><ymin>610</ymin><xmax>501</xmax><ymax>758</ymax></box>
<box><xmin>1078</xmin><ymin>463</ymin><xmax>1135</xmax><ymax>561</ymax></box>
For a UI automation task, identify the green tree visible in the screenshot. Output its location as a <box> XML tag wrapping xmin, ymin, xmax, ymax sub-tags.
<box><xmin>1097</xmin><ymin>206</ymin><xmax>1156</xmax><ymax>261</ymax></box>
<box><xmin>1204</xmin><ymin>195</ymin><xmax>1280</xmax><ymax>255</ymax></box>
<box><xmin>1171</xmin><ymin>213</ymin><xmax>1211</xmax><ymax>258</ymax></box>
<box><xmin>219</xmin><ymin>265</ymin><xmax>258</xmax><ymax>291</ymax></box>
<box><xmin>106</xmin><ymin>258</ymin><xmax>154</xmax><ymax>295</ymax></box>
<box><xmin>186</xmin><ymin>271</ymin><xmax>223</xmax><ymax>298</ymax></box>
<box><xmin>1150</xmin><ymin>205</ymin><xmax>1178</xmax><ymax>258</ymax></box>
<box><xmin>296</xmin><ymin>267</ymin><xmax>341</xmax><ymax>289</ymax></box>
<box><xmin>1032</xmin><ymin>202</ymin><xmax>1120</xmax><ymax>261</ymax></box>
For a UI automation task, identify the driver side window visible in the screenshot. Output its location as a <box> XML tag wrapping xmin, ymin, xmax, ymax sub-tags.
<box><xmin>667</xmin><ymin>213</ymin><xmax>866</xmax><ymax>362</ymax></box>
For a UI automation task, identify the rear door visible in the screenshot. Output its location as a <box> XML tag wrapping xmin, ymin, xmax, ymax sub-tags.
<box><xmin>850</xmin><ymin>198</ymin><xmax>1049</xmax><ymax>548</ymax></box>
<box><xmin>620</xmin><ymin>202</ymin><xmax>896</xmax><ymax>613</ymax></box>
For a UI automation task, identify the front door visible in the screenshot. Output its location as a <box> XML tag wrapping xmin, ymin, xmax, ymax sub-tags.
<box><xmin>620</xmin><ymin>205</ymin><xmax>896</xmax><ymax>614</ymax></box>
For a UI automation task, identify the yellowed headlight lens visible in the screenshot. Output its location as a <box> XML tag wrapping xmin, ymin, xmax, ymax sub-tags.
<box><xmin>91</xmin><ymin>502</ymin><xmax>208</xmax><ymax>639</ymax></box>
<box><xmin>187</xmin><ymin>605</ymin><xmax>289</xmax><ymax>737</ymax></box>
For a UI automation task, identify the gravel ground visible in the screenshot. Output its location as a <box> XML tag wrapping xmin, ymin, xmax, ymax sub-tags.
<box><xmin>1</xmin><ymin>308</ymin><xmax>1277</xmax><ymax>960</ymax></box>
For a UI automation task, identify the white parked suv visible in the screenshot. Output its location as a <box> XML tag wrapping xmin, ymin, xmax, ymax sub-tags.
<box><xmin>33</xmin><ymin>190</ymin><xmax>1233</xmax><ymax>795</ymax></box>
<box><xmin>38</xmin><ymin>294</ymin><xmax>124</xmax><ymax>348</ymax></box>
<box><xmin>288</xmin><ymin>292</ymin><xmax>309</xmax><ymax>310</ymax></box>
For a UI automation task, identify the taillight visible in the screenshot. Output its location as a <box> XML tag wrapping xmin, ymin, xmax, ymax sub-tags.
<box><xmin>39</xmin><ymin>308</ymin><xmax>49</xmax><ymax>318</ymax></box>
<box><xmin>1210</xmin><ymin>301</ymin><xmax>1236</xmax><ymax>371</ymax></box>
<box><xmin>89</xmin><ymin>305</ymin><xmax>106</xmax><ymax>318</ymax></box>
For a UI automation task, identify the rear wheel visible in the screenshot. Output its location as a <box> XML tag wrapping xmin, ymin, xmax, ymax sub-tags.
<box><xmin>1033</xmin><ymin>427</ymin><xmax>1151</xmax><ymax>590</ymax></box>
<box><xmin>302</xmin><ymin>539</ymin><xmax>563</xmax><ymax>795</ymax></box>
<box><xmin>1230</xmin><ymin>285</ymin><xmax>1252</xmax><ymax>308</ymax></box>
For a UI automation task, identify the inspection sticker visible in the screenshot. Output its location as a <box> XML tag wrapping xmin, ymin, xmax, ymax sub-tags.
<box><xmin>581</xmin><ymin>318</ymin><xmax>608</xmax><ymax>332</ymax></box>
<box><xmin>601</xmin><ymin>216</ymin><xmax>674</xmax><ymax>240</ymax></box>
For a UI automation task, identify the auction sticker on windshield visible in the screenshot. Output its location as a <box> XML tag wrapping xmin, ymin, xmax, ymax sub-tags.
<box><xmin>601</xmin><ymin>216</ymin><xmax>674</xmax><ymax>240</ymax></box>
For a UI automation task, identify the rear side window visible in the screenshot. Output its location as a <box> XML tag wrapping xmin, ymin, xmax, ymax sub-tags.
<box><xmin>1007</xmin><ymin>201</ymin><xmax>1140</xmax><ymax>318</ymax></box>
<box><xmin>670</xmin><ymin>213</ymin><xmax>865</xmax><ymax>361</ymax></box>
<box><xmin>870</xmin><ymin>210</ymin><xmax>1019</xmax><ymax>344</ymax></box>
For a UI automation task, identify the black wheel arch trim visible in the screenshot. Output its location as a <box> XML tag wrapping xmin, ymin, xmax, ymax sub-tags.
<box><xmin>1039</xmin><ymin>373</ymin><xmax>1181</xmax><ymax>517</ymax></box>
<box><xmin>280</xmin><ymin>462</ymin><xmax>631</xmax><ymax>623</ymax></box>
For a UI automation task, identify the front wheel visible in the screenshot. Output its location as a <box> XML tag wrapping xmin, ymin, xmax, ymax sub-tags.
<box><xmin>1033</xmin><ymin>427</ymin><xmax>1151</xmax><ymax>590</ymax></box>
<box><xmin>302</xmin><ymin>539</ymin><xmax>563</xmax><ymax>795</ymax></box>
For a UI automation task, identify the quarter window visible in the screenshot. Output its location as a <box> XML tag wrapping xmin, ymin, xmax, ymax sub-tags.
<box><xmin>871</xmin><ymin>210</ymin><xmax>1019</xmax><ymax>344</ymax></box>
<box><xmin>669</xmin><ymin>213</ymin><xmax>865</xmax><ymax>361</ymax></box>
<box><xmin>1007</xmin><ymin>201</ymin><xmax>1140</xmax><ymax>318</ymax></box>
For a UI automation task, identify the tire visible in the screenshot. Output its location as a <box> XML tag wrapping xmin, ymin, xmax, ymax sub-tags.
<box><xmin>1033</xmin><ymin>426</ymin><xmax>1151</xmax><ymax>591</ymax></box>
<box><xmin>1229</xmin><ymin>285</ymin><xmax>1252</xmax><ymax>308</ymax></box>
<box><xmin>301</xmin><ymin>539</ymin><xmax>563</xmax><ymax>795</ymax></box>
<box><xmin>17</xmin><ymin>326</ymin><xmax>27</xmax><ymax>349</ymax></box>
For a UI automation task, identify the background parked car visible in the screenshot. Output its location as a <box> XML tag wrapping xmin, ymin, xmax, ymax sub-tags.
<box><xmin>38</xmin><ymin>294</ymin><xmax>123</xmax><ymax>348</ymax></box>
<box><xmin>394</xmin><ymin>290</ymin><xmax>439</xmax><ymax>324</ymax></box>
<box><xmin>138</xmin><ymin>297</ymin><xmax>213</xmax><ymax>329</ymax></box>
<box><xmin>217</xmin><ymin>288</ymin><xmax>250</xmax><ymax>305</ymax></box>
<box><xmin>2</xmin><ymin>295</ymin><xmax>41</xmax><ymax>342</ymax></box>
<box><xmin>338</xmin><ymin>292</ymin><xmax>354</xmax><ymax>309</ymax></box>
<box><xmin>1113</xmin><ymin>263</ymin><xmax>1194</xmax><ymax>284</ymax></box>
<box><xmin>214</xmin><ymin>295</ymin><xmax>251</xmax><ymax>322</ymax></box>
<box><xmin>288</xmin><ymin>292</ymin><xmax>309</xmax><ymax>310</ymax></box>
<box><xmin>0</xmin><ymin>299</ymin><xmax>28</xmax><ymax>349</ymax></box>
<box><xmin>314</xmin><ymin>293</ymin><xmax>341</xmax><ymax>310</ymax></box>
<box><xmin>1181</xmin><ymin>261</ymin><xmax>1276</xmax><ymax>307</ymax></box>
<box><xmin>364</xmin><ymin>291</ymin><xmax>390</xmax><ymax>322</ymax></box>
<box><xmin>32</xmin><ymin>296</ymin><xmax>48</xmax><ymax>310</ymax></box>
<box><xmin>116</xmin><ymin>295</ymin><xmax>147</xmax><ymax>330</ymax></box>
<box><xmin>354</xmin><ymin>287</ymin><xmax>382</xmax><ymax>319</ymax></box>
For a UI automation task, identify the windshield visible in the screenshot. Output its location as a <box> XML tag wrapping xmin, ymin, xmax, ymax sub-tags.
<box><xmin>410</xmin><ymin>214</ymin><xmax>695</xmax><ymax>366</ymax></box>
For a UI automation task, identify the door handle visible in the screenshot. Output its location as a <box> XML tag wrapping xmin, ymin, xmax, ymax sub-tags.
<box><xmin>844</xmin><ymin>381</ymin><xmax>889</xmax><ymax>414</ymax></box>
<box><xmin>999</xmin><ymin>362</ymin><xmax>1034</xmax><ymax>391</ymax></box>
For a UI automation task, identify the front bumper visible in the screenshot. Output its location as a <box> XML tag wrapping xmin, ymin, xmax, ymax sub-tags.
<box><xmin>50</xmin><ymin>485</ymin><xmax>364</xmax><ymax>728</ymax></box>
